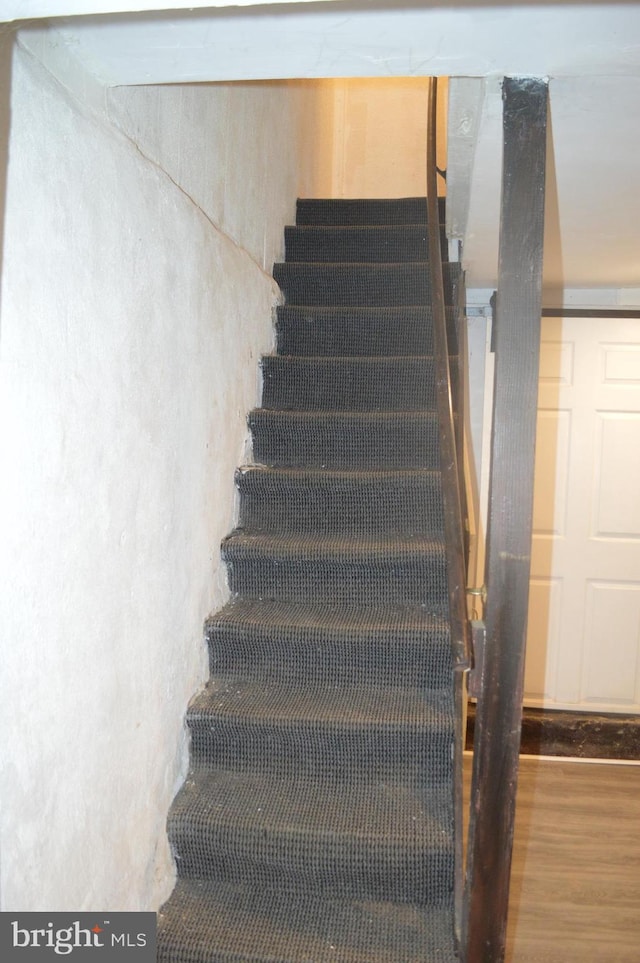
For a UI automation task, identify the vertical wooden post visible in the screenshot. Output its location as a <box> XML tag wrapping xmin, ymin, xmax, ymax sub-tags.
<box><xmin>463</xmin><ymin>77</ymin><xmax>548</xmax><ymax>962</ymax></box>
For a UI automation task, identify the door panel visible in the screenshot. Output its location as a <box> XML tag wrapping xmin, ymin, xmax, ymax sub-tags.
<box><xmin>592</xmin><ymin>413</ymin><xmax>640</xmax><ymax>537</ymax></box>
<box><xmin>532</xmin><ymin>408</ymin><xmax>571</xmax><ymax>536</ymax></box>
<box><xmin>583</xmin><ymin>581</ymin><xmax>640</xmax><ymax>705</ymax></box>
<box><xmin>525</xmin><ymin>316</ymin><xmax>640</xmax><ymax>712</ymax></box>
<box><xmin>524</xmin><ymin>577</ymin><xmax>563</xmax><ymax>701</ymax></box>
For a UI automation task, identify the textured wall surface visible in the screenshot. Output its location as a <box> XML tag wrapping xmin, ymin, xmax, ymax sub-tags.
<box><xmin>330</xmin><ymin>77</ymin><xmax>447</xmax><ymax>200</ymax></box>
<box><xmin>106</xmin><ymin>79</ymin><xmax>334</xmax><ymax>271</ymax></box>
<box><xmin>0</xmin><ymin>43</ymin><xmax>323</xmax><ymax>912</ymax></box>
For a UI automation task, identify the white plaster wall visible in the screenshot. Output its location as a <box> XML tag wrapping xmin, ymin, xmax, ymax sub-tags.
<box><xmin>106</xmin><ymin>79</ymin><xmax>335</xmax><ymax>269</ymax></box>
<box><xmin>0</xmin><ymin>43</ymin><xmax>325</xmax><ymax>911</ymax></box>
<box><xmin>324</xmin><ymin>77</ymin><xmax>447</xmax><ymax>199</ymax></box>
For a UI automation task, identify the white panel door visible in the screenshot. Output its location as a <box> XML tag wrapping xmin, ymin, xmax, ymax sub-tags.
<box><xmin>525</xmin><ymin>316</ymin><xmax>640</xmax><ymax>712</ymax></box>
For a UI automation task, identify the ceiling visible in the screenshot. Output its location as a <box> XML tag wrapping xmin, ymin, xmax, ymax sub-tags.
<box><xmin>449</xmin><ymin>72</ymin><xmax>640</xmax><ymax>297</ymax></box>
<box><xmin>8</xmin><ymin>1</ymin><xmax>640</xmax><ymax>300</ymax></box>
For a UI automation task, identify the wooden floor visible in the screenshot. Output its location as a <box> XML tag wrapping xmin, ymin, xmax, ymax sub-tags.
<box><xmin>464</xmin><ymin>755</ymin><xmax>640</xmax><ymax>962</ymax></box>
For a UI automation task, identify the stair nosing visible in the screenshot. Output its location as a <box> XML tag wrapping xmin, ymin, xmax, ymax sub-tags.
<box><xmin>249</xmin><ymin>408</ymin><xmax>439</xmax><ymax>418</ymax></box>
<box><xmin>235</xmin><ymin>465</ymin><xmax>441</xmax><ymax>480</ymax></box>
<box><xmin>222</xmin><ymin>529</ymin><xmax>446</xmax><ymax>557</ymax></box>
<box><xmin>261</xmin><ymin>354</ymin><xmax>436</xmax><ymax>362</ymax></box>
<box><xmin>206</xmin><ymin>597</ymin><xmax>450</xmax><ymax>633</ymax></box>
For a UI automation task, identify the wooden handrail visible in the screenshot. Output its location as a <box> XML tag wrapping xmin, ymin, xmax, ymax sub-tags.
<box><xmin>426</xmin><ymin>77</ymin><xmax>471</xmax><ymax>673</ymax></box>
<box><xmin>463</xmin><ymin>76</ymin><xmax>548</xmax><ymax>963</ymax></box>
<box><xmin>425</xmin><ymin>76</ymin><xmax>471</xmax><ymax>950</ymax></box>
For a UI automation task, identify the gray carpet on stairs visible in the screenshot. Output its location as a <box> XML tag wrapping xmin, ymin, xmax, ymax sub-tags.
<box><xmin>157</xmin><ymin>197</ymin><xmax>460</xmax><ymax>962</ymax></box>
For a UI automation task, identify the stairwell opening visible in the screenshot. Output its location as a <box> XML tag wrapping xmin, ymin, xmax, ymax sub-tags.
<box><xmin>155</xmin><ymin>76</ymin><xmax>463</xmax><ymax>961</ymax></box>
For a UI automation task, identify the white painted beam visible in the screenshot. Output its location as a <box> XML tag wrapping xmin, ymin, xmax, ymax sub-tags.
<box><xmin>1</xmin><ymin>0</ymin><xmax>343</xmax><ymax>24</ymax></box>
<box><xmin>446</xmin><ymin>77</ymin><xmax>486</xmax><ymax>241</ymax></box>
<box><xmin>12</xmin><ymin>4</ymin><xmax>640</xmax><ymax>86</ymax></box>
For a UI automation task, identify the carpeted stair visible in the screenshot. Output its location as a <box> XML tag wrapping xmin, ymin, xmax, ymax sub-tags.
<box><xmin>158</xmin><ymin>197</ymin><xmax>461</xmax><ymax>962</ymax></box>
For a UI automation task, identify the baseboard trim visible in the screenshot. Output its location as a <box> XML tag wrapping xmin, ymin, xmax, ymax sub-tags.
<box><xmin>466</xmin><ymin>705</ymin><xmax>640</xmax><ymax>760</ymax></box>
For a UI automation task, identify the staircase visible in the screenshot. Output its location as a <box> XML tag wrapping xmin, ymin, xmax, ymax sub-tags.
<box><xmin>158</xmin><ymin>197</ymin><xmax>462</xmax><ymax>962</ymax></box>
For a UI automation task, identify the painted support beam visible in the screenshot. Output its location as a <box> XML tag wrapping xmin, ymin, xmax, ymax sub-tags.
<box><xmin>463</xmin><ymin>76</ymin><xmax>548</xmax><ymax>963</ymax></box>
<box><xmin>0</xmin><ymin>0</ymin><xmax>343</xmax><ymax>23</ymax></box>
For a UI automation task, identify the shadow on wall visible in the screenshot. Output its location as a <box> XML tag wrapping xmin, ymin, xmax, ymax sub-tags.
<box><xmin>0</xmin><ymin>25</ymin><xmax>13</xmax><ymax>341</ymax></box>
<box><xmin>0</xmin><ymin>23</ymin><xmax>11</xmax><ymax>907</ymax></box>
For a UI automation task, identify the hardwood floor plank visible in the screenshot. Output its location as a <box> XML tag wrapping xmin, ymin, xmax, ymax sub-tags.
<box><xmin>464</xmin><ymin>755</ymin><xmax>640</xmax><ymax>961</ymax></box>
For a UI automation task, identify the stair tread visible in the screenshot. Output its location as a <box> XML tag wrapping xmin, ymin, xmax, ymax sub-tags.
<box><xmin>223</xmin><ymin>530</ymin><xmax>446</xmax><ymax>560</ymax></box>
<box><xmin>188</xmin><ymin>676</ymin><xmax>453</xmax><ymax>732</ymax></box>
<box><xmin>277</xmin><ymin>260</ymin><xmax>436</xmax><ymax>266</ymax></box>
<box><xmin>272</xmin><ymin>261</ymin><xmax>459</xmax><ymax>271</ymax></box>
<box><xmin>263</xmin><ymin>353</ymin><xmax>435</xmax><ymax>361</ymax></box>
<box><xmin>158</xmin><ymin>878</ymin><xmax>457</xmax><ymax>963</ymax></box>
<box><xmin>208</xmin><ymin>597</ymin><xmax>450</xmax><ymax>638</ymax></box>
<box><xmin>276</xmin><ymin>302</ymin><xmax>446</xmax><ymax>309</ymax></box>
<box><xmin>250</xmin><ymin>408</ymin><xmax>439</xmax><ymax>421</ymax></box>
<box><xmin>275</xmin><ymin>304</ymin><xmax>438</xmax><ymax>323</ymax></box>
<box><xmin>237</xmin><ymin>465</ymin><xmax>440</xmax><ymax>479</ymax></box>
<box><xmin>173</xmin><ymin>766</ymin><xmax>452</xmax><ymax>841</ymax></box>
<box><xmin>236</xmin><ymin>464</ymin><xmax>443</xmax><ymax>501</ymax></box>
<box><xmin>249</xmin><ymin>409</ymin><xmax>442</xmax><ymax>426</ymax></box>
<box><xmin>276</xmin><ymin>303</ymin><xmax>445</xmax><ymax>312</ymax></box>
<box><xmin>287</xmin><ymin>223</ymin><xmax>431</xmax><ymax>232</ymax></box>
<box><xmin>273</xmin><ymin>261</ymin><xmax>458</xmax><ymax>281</ymax></box>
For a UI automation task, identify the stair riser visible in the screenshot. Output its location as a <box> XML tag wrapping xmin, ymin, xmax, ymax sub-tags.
<box><xmin>187</xmin><ymin>723</ymin><xmax>453</xmax><ymax>782</ymax></box>
<box><xmin>284</xmin><ymin>225</ymin><xmax>446</xmax><ymax>263</ymax></box>
<box><xmin>224</xmin><ymin>555</ymin><xmax>448</xmax><ymax>606</ymax></box>
<box><xmin>170</xmin><ymin>824</ymin><xmax>453</xmax><ymax>905</ymax></box>
<box><xmin>249</xmin><ymin>413</ymin><xmax>441</xmax><ymax>470</ymax></box>
<box><xmin>276</xmin><ymin>308</ymin><xmax>436</xmax><ymax>356</ymax></box>
<box><xmin>236</xmin><ymin>473</ymin><xmax>444</xmax><ymax>536</ymax></box>
<box><xmin>207</xmin><ymin>626</ymin><xmax>452</xmax><ymax>687</ymax></box>
<box><xmin>295</xmin><ymin>196</ymin><xmax>445</xmax><ymax>226</ymax></box>
<box><xmin>273</xmin><ymin>263</ymin><xmax>457</xmax><ymax>307</ymax></box>
<box><xmin>261</xmin><ymin>358</ymin><xmax>436</xmax><ymax>412</ymax></box>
